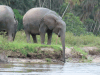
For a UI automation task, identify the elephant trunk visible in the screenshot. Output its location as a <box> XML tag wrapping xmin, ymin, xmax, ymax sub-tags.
<box><xmin>60</xmin><ymin>30</ymin><xmax>65</xmax><ymax>62</ymax></box>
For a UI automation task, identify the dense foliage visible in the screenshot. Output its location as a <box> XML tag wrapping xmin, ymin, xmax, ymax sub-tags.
<box><xmin>13</xmin><ymin>9</ymin><xmax>23</xmax><ymax>30</ymax></box>
<box><xmin>72</xmin><ymin>0</ymin><xmax>100</xmax><ymax>35</ymax></box>
<box><xmin>63</xmin><ymin>13</ymin><xmax>86</xmax><ymax>35</ymax></box>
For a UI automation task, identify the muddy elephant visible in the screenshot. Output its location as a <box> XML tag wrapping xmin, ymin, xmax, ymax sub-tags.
<box><xmin>0</xmin><ymin>5</ymin><xmax>18</xmax><ymax>41</ymax></box>
<box><xmin>23</xmin><ymin>7</ymin><xmax>66</xmax><ymax>62</ymax></box>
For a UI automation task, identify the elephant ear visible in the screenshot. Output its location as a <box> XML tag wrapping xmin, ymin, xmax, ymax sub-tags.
<box><xmin>39</xmin><ymin>18</ymin><xmax>47</xmax><ymax>33</ymax></box>
<box><xmin>55</xmin><ymin>20</ymin><xmax>63</xmax><ymax>28</ymax></box>
<box><xmin>42</xmin><ymin>13</ymin><xmax>58</xmax><ymax>30</ymax></box>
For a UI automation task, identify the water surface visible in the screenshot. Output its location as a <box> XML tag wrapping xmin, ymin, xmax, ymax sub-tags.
<box><xmin>0</xmin><ymin>62</ymin><xmax>100</xmax><ymax>75</ymax></box>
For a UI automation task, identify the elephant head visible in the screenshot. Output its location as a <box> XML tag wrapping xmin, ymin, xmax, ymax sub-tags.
<box><xmin>53</xmin><ymin>19</ymin><xmax>66</xmax><ymax>62</ymax></box>
<box><xmin>40</xmin><ymin>13</ymin><xmax>66</xmax><ymax>62</ymax></box>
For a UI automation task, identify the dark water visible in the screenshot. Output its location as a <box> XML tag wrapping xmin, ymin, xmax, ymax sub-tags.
<box><xmin>0</xmin><ymin>62</ymin><xmax>100</xmax><ymax>75</ymax></box>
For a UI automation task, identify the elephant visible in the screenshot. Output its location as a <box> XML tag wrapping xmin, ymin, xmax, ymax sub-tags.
<box><xmin>23</xmin><ymin>7</ymin><xmax>66</xmax><ymax>62</ymax></box>
<box><xmin>0</xmin><ymin>5</ymin><xmax>18</xmax><ymax>41</ymax></box>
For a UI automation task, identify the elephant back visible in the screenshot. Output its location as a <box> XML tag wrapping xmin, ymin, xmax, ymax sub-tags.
<box><xmin>23</xmin><ymin>7</ymin><xmax>50</xmax><ymax>27</ymax></box>
<box><xmin>0</xmin><ymin>5</ymin><xmax>15</xmax><ymax>20</ymax></box>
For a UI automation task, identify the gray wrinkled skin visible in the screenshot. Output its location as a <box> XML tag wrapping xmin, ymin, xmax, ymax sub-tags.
<box><xmin>0</xmin><ymin>5</ymin><xmax>18</xmax><ymax>41</ymax></box>
<box><xmin>23</xmin><ymin>7</ymin><xmax>66</xmax><ymax>62</ymax></box>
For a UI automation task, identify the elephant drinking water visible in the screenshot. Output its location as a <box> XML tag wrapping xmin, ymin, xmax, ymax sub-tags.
<box><xmin>23</xmin><ymin>7</ymin><xmax>66</xmax><ymax>62</ymax></box>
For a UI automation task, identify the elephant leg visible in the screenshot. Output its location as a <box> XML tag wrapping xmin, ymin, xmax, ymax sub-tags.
<box><xmin>47</xmin><ymin>30</ymin><xmax>52</xmax><ymax>45</ymax></box>
<box><xmin>25</xmin><ymin>31</ymin><xmax>30</xmax><ymax>43</ymax></box>
<box><xmin>40</xmin><ymin>33</ymin><xmax>45</xmax><ymax>44</ymax></box>
<box><xmin>12</xmin><ymin>32</ymin><xmax>16</xmax><ymax>41</ymax></box>
<box><xmin>31</xmin><ymin>34</ymin><xmax>37</xmax><ymax>43</ymax></box>
<box><xmin>8</xmin><ymin>32</ymin><xmax>13</xmax><ymax>41</ymax></box>
<box><xmin>39</xmin><ymin>22</ymin><xmax>47</xmax><ymax>44</ymax></box>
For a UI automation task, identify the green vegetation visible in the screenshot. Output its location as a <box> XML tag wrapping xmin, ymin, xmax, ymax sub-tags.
<box><xmin>13</xmin><ymin>9</ymin><xmax>23</xmax><ymax>31</ymax></box>
<box><xmin>11</xmin><ymin>30</ymin><xmax>100</xmax><ymax>47</ymax></box>
<box><xmin>65</xmin><ymin>32</ymin><xmax>100</xmax><ymax>47</ymax></box>
<box><xmin>63</xmin><ymin>13</ymin><xmax>86</xmax><ymax>35</ymax></box>
<box><xmin>0</xmin><ymin>31</ymin><xmax>63</xmax><ymax>60</ymax></box>
<box><xmin>72</xmin><ymin>0</ymin><xmax>100</xmax><ymax>35</ymax></box>
<box><xmin>0</xmin><ymin>31</ymin><xmax>100</xmax><ymax>54</ymax></box>
<box><xmin>45</xmin><ymin>58</ymin><xmax>51</xmax><ymax>62</ymax></box>
<box><xmin>73</xmin><ymin>46</ymin><xmax>87</xmax><ymax>58</ymax></box>
<box><xmin>1</xmin><ymin>30</ymin><xmax>100</xmax><ymax>50</ymax></box>
<box><xmin>0</xmin><ymin>30</ymin><xmax>100</xmax><ymax>62</ymax></box>
<box><xmin>0</xmin><ymin>39</ymin><xmax>61</xmax><ymax>56</ymax></box>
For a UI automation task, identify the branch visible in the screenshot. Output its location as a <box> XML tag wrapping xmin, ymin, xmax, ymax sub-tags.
<box><xmin>42</xmin><ymin>0</ymin><xmax>46</xmax><ymax>7</ymax></box>
<box><xmin>62</xmin><ymin>3</ymin><xmax>70</xmax><ymax>18</ymax></box>
<box><xmin>50</xmin><ymin>0</ymin><xmax>51</xmax><ymax>9</ymax></box>
<box><xmin>39</xmin><ymin>0</ymin><xmax>41</xmax><ymax>7</ymax></box>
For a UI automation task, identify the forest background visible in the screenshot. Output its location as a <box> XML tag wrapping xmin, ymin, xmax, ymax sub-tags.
<box><xmin>0</xmin><ymin>0</ymin><xmax>100</xmax><ymax>36</ymax></box>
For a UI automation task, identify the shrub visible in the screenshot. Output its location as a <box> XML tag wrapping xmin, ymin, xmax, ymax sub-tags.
<box><xmin>63</xmin><ymin>13</ymin><xmax>86</xmax><ymax>35</ymax></box>
<box><xmin>84</xmin><ymin>18</ymin><xmax>100</xmax><ymax>35</ymax></box>
<box><xmin>13</xmin><ymin>9</ymin><xmax>23</xmax><ymax>31</ymax></box>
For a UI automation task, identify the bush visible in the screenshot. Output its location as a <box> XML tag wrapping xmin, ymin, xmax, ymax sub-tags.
<box><xmin>63</xmin><ymin>13</ymin><xmax>86</xmax><ymax>35</ymax></box>
<box><xmin>84</xmin><ymin>19</ymin><xmax>95</xmax><ymax>32</ymax></box>
<box><xmin>13</xmin><ymin>9</ymin><xmax>23</xmax><ymax>31</ymax></box>
<box><xmin>84</xmin><ymin>18</ymin><xmax>100</xmax><ymax>35</ymax></box>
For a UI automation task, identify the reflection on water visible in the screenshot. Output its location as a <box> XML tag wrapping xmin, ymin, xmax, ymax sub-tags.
<box><xmin>0</xmin><ymin>62</ymin><xmax>100</xmax><ymax>75</ymax></box>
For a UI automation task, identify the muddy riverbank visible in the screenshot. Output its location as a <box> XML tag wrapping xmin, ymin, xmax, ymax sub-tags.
<box><xmin>0</xmin><ymin>46</ymin><xmax>100</xmax><ymax>63</ymax></box>
<box><xmin>0</xmin><ymin>47</ymin><xmax>62</xmax><ymax>63</ymax></box>
<box><xmin>65</xmin><ymin>46</ymin><xmax>100</xmax><ymax>63</ymax></box>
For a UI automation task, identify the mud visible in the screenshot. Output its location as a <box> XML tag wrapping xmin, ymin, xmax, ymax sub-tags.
<box><xmin>65</xmin><ymin>46</ymin><xmax>100</xmax><ymax>63</ymax></box>
<box><xmin>0</xmin><ymin>47</ymin><xmax>62</xmax><ymax>63</ymax></box>
<box><xmin>0</xmin><ymin>46</ymin><xmax>100</xmax><ymax>63</ymax></box>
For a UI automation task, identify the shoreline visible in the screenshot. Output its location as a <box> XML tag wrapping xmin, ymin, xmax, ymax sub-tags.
<box><xmin>65</xmin><ymin>46</ymin><xmax>100</xmax><ymax>63</ymax></box>
<box><xmin>8</xmin><ymin>58</ymin><xmax>63</xmax><ymax>64</ymax></box>
<box><xmin>0</xmin><ymin>46</ymin><xmax>100</xmax><ymax>63</ymax></box>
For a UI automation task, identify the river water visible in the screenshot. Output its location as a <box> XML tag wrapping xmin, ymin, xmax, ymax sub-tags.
<box><xmin>0</xmin><ymin>62</ymin><xmax>100</xmax><ymax>75</ymax></box>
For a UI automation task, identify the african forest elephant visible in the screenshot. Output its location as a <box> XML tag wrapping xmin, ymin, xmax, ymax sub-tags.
<box><xmin>23</xmin><ymin>7</ymin><xmax>66</xmax><ymax>62</ymax></box>
<box><xmin>0</xmin><ymin>5</ymin><xmax>18</xmax><ymax>41</ymax></box>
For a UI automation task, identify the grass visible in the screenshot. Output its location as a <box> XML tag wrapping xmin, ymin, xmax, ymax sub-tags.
<box><xmin>65</xmin><ymin>32</ymin><xmax>100</xmax><ymax>47</ymax></box>
<box><xmin>13</xmin><ymin>31</ymin><xmax>100</xmax><ymax>47</ymax></box>
<box><xmin>74</xmin><ymin>46</ymin><xmax>87</xmax><ymax>55</ymax></box>
<box><xmin>0</xmin><ymin>30</ymin><xmax>100</xmax><ymax>53</ymax></box>
<box><xmin>45</xmin><ymin>58</ymin><xmax>51</xmax><ymax>62</ymax></box>
<box><xmin>73</xmin><ymin>46</ymin><xmax>87</xmax><ymax>59</ymax></box>
<box><xmin>0</xmin><ymin>30</ymin><xmax>100</xmax><ymax>62</ymax></box>
<box><xmin>0</xmin><ymin>41</ymin><xmax>62</xmax><ymax>56</ymax></box>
